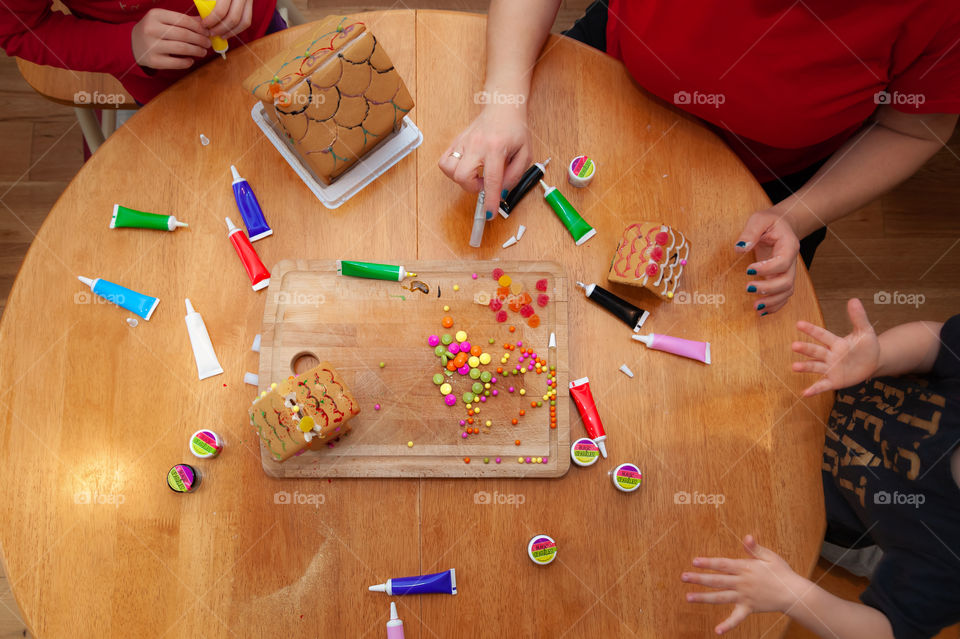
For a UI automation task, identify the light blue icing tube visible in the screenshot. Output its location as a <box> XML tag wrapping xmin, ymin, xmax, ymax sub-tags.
<box><xmin>77</xmin><ymin>276</ymin><xmax>160</xmax><ymax>321</ymax></box>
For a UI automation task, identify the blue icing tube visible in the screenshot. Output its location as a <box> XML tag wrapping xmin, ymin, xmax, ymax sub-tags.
<box><xmin>77</xmin><ymin>276</ymin><xmax>159</xmax><ymax>321</ymax></box>
<box><xmin>368</xmin><ymin>569</ymin><xmax>457</xmax><ymax>595</ymax></box>
<box><xmin>231</xmin><ymin>165</ymin><xmax>272</xmax><ymax>242</ymax></box>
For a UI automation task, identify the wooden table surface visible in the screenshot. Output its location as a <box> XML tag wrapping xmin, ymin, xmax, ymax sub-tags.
<box><xmin>0</xmin><ymin>10</ymin><xmax>832</xmax><ymax>638</ymax></box>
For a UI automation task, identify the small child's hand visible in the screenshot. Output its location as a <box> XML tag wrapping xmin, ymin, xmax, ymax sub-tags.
<box><xmin>791</xmin><ymin>298</ymin><xmax>880</xmax><ymax>396</ymax></box>
<box><xmin>682</xmin><ymin>535</ymin><xmax>807</xmax><ymax>635</ymax></box>
<box><xmin>201</xmin><ymin>0</ymin><xmax>253</xmax><ymax>38</ymax></box>
<box><xmin>132</xmin><ymin>9</ymin><xmax>211</xmax><ymax>70</ymax></box>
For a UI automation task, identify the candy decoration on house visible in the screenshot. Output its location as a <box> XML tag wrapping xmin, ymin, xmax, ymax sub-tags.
<box><xmin>608</xmin><ymin>222</ymin><xmax>690</xmax><ymax>300</ymax></box>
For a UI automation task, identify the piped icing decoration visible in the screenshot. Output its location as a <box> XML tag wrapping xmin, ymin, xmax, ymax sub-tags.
<box><xmin>608</xmin><ymin>221</ymin><xmax>690</xmax><ymax>301</ymax></box>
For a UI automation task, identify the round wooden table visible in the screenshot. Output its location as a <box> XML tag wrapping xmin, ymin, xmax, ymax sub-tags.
<box><xmin>0</xmin><ymin>10</ymin><xmax>832</xmax><ymax>638</ymax></box>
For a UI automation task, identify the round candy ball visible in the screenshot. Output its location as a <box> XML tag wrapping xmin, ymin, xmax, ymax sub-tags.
<box><xmin>469</xmin><ymin>368</ymin><xmax>481</xmax><ymax>379</ymax></box>
<box><xmin>455</xmin><ymin>330</ymin><xmax>468</xmax><ymax>343</ymax></box>
<box><xmin>441</xmin><ymin>334</ymin><xmax>453</xmax><ymax>345</ymax></box>
<box><xmin>480</xmin><ymin>371</ymin><xmax>492</xmax><ymax>383</ymax></box>
<box><xmin>458</xmin><ymin>364</ymin><xmax>470</xmax><ymax>375</ymax></box>
<box><xmin>428</xmin><ymin>335</ymin><xmax>440</xmax><ymax>347</ymax></box>
<box><xmin>448</xmin><ymin>342</ymin><xmax>460</xmax><ymax>354</ymax></box>
<box><xmin>439</xmin><ymin>383</ymin><xmax>452</xmax><ymax>395</ymax></box>
<box><xmin>468</xmin><ymin>356</ymin><xmax>480</xmax><ymax>368</ymax></box>
<box><xmin>472</xmin><ymin>382</ymin><xmax>484</xmax><ymax>394</ymax></box>
<box><xmin>462</xmin><ymin>392</ymin><xmax>475</xmax><ymax>404</ymax></box>
<box><xmin>433</xmin><ymin>373</ymin><xmax>444</xmax><ymax>385</ymax></box>
<box><xmin>444</xmin><ymin>394</ymin><xmax>457</xmax><ymax>406</ymax></box>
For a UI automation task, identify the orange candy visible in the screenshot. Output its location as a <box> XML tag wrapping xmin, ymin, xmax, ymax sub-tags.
<box><xmin>441</xmin><ymin>315</ymin><xmax>453</xmax><ymax>328</ymax></box>
<box><xmin>514</xmin><ymin>440</ymin><xmax>521</xmax><ymax>446</ymax></box>
<box><xmin>530</xmin><ymin>401</ymin><xmax>537</xmax><ymax>407</ymax></box>
<box><xmin>550</xmin><ymin>423</ymin><xmax>557</xmax><ymax>429</ymax></box>
<box><xmin>519</xmin><ymin>409</ymin><xmax>525</xmax><ymax>416</ymax></box>
<box><xmin>452</xmin><ymin>352</ymin><xmax>469</xmax><ymax>368</ymax></box>
<box><xmin>511</xmin><ymin>418</ymin><xmax>518</xmax><ymax>425</ymax></box>
<box><xmin>470</xmin><ymin>345</ymin><xmax>482</xmax><ymax>357</ymax></box>
<box><xmin>446</xmin><ymin>360</ymin><xmax>457</xmax><ymax>371</ymax></box>
<box><xmin>467</xmin><ymin>417</ymin><xmax>474</xmax><ymax>424</ymax></box>
<box><xmin>509</xmin><ymin>326</ymin><xmax>516</xmax><ymax>333</ymax></box>
<box><xmin>497</xmin><ymin>286</ymin><xmax>511</xmax><ymax>298</ymax></box>
<box><xmin>497</xmin><ymin>367</ymin><xmax>504</xmax><ymax>374</ymax></box>
<box><xmin>464</xmin><ymin>457</ymin><xmax>470</xmax><ymax>463</ymax></box>
<box><xmin>527</xmin><ymin>315</ymin><xmax>540</xmax><ymax>328</ymax></box>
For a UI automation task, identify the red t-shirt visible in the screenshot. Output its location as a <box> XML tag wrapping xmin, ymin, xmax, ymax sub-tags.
<box><xmin>0</xmin><ymin>0</ymin><xmax>277</xmax><ymax>104</ymax></box>
<box><xmin>606</xmin><ymin>0</ymin><xmax>960</xmax><ymax>182</ymax></box>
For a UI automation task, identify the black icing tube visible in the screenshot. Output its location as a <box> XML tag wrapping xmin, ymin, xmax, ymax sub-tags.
<box><xmin>499</xmin><ymin>158</ymin><xmax>550</xmax><ymax>217</ymax></box>
<box><xmin>577</xmin><ymin>281</ymin><xmax>650</xmax><ymax>332</ymax></box>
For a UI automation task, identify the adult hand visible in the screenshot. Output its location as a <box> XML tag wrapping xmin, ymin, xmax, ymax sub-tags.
<box><xmin>682</xmin><ymin>535</ymin><xmax>807</xmax><ymax>635</ymax></box>
<box><xmin>132</xmin><ymin>9</ymin><xmax>210</xmax><ymax>70</ymax></box>
<box><xmin>735</xmin><ymin>210</ymin><xmax>801</xmax><ymax>315</ymax></box>
<box><xmin>200</xmin><ymin>0</ymin><xmax>253</xmax><ymax>38</ymax></box>
<box><xmin>438</xmin><ymin>102</ymin><xmax>533</xmax><ymax>217</ymax></box>
<box><xmin>792</xmin><ymin>298</ymin><xmax>880</xmax><ymax>396</ymax></box>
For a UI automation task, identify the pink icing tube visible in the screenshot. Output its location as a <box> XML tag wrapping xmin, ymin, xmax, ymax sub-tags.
<box><xmin>631</xmin><ymin>333</ymin><xmax>711</xmax><ymax>365</ymax></box>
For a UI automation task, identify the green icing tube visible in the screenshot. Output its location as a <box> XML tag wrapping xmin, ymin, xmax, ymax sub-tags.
<box><xmin>337</xmin><ymin>260</ymin><xmax>412</xmax><ymax>281</ymax></box>
<box><xmin>111</xmin><ymin>204</ymin><xmax>187</xmax><ymax>231</ymax></box>
<box><xmin>539</xmin><ymin>181</ymin><xmax>596</xmax><ymax>245</ymax></box>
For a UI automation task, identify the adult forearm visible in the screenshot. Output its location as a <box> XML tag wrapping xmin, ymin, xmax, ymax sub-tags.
<box><xmin>873</xmin><ymin>321</ymin><xmax>944</xmax><ymax>377</ymax></box>
<box><xmin>776</xmin><ymin>123</ymin><xmax>946</xmax><ymax>238</ymax></box>
<box><xmin>484</xmin><ymin>0</ymin><xmax>560</xmax><ymax>100</ymax></box>
<box><xmin>787</xmin><ymin>581</ymin><xmax>895</xmax><ymax>639</ymax></box>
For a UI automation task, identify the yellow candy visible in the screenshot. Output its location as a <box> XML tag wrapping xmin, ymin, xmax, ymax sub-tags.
<box><xmin>466</xmin><ymin>403</ymin><xmax>473</xmax><ymax>409</ymax></box>
<box><xmin>270</xmin><ymin>382</ymin><xmax>277</xmax><ymax>390</ymax></box>
<box><xmin>498</xmin><ymin>275</ymin><xmax>512</xmax><ymax>287</ymax></box>
<box><xmin>485</xmin><ymin>420</ymin><xmax>492</xmax><ymax>427</ymax></box>
<box><xmin>440</xmin><ymin>383</ymin><xmax>452</xmax><ymax>395</ymax></box>
<box><xmin>407</xmin><ymin>441</ymin><xmax>414</xmax><ymax>447</ymax></box>
<box><xmin>468</xmin><ymin>356</ymin><xmax>480</xmax><ymax>368</ymax></box>
<box><xmin>484</xmin><ymin>383</ymin><xmax>490</xmax><ymax>389</ymax></box>
<box><xmin>479</xmin><ymin>353</ymin><xmax>491</xmax><ymax>365</ymax></box>
<box><xmin>667</xmin><ymin>291</ymin><xmax>674</xmax><ymax>299</ymax></box>
<box><xmin>520</xmin><ymin>389</ymin><xmax>526</xmax><ymax>396</ymax></box>
<box><xmin>474</xmin><ymin>407</ymin><xmax>480</xmax><ymax>414</ymax></box>
<box><xmin>510</xmin><ymin>281</ymin><xmax>523</xmax><ymax>294</ymax></box>
<box><xmin>455</xmin><ymin>330</ymin><xmax>467</xmax><ymax>342</ymax></box>
<box><xmin>518</xmin><ymin>457</ymin><xmax>524</xmax><ymax>463</ymax></box>
<box><xmin>443</xmin><ymin>305</ymin><xmax>450</xmax><ymax>312</ymax></box>
<box><xmin>453</xmin><ymin>284</ymin><xmax>460</xmax><ymax>291</ymax></box>
<box><xmin>298</xmin><ymin>416</ymin><xmax>315</xmax><ymax>433</ymax></box>
<box><xmin>520</xmin><ymin>368</ymin><xmax>527</xmax><ymax>374</ymax></box>
<box><xmin>536</xmin><ymin>457</ymin><xmax>543</xmax><ymax>463</ymax></box>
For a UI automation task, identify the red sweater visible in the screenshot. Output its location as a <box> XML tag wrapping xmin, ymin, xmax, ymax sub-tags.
<box><xmin>0</xmin><ymin>0</ymin><xmax>277</xmax><ymax>104</ymax></box>
<box><xmin>606</xmin><ymin>0</ymin><xmax>960</xmax><ymax>181</ymax></box>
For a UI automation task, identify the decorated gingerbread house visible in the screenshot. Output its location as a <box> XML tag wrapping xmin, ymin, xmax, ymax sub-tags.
<box><xmin>608</xmin><ymin>222</ymin><xmax>689</xmax><ymax>300</ymax></box>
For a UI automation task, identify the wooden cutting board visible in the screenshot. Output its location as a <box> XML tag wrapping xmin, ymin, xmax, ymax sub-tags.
<box><xmin>257</xmin><ymin>259</ymin><xmax>570</xmax><ymax>477</ymax></box>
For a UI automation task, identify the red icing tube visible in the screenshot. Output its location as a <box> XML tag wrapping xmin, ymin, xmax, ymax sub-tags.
<box><xmin>568</xmin><ymin>376</ymin><xmax>607</xmax><ymax>458</ymax></box>
<box><xmin>225</xmin><ymin>217</ymin><xmax>270</xmax><ymax>291</ymax></box>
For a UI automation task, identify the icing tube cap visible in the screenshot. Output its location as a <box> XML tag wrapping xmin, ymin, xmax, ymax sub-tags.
<box><xmin>369</xmin><ymin>583</ymin><xmax>388</xmax><ymax>593</ymax></box>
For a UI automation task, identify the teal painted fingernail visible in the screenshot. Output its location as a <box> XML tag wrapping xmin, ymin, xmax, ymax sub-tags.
<box><xmin>761</xmin><ymin>311</ymin><xmax>769</xmax><ymax>316</ymax></box>
<box><xmin>747</xmin><ymin>285</ymin><xmax>757</xmax><ymax>293</ymax></box>
<box><xmin>736</xmin><ymin>241</ymin><xmax>747</xmax><ymax>248</ymax></box>
<box><xmin>485</xmin><ymin>210</ymin><xmax>493</xmax><ymax>220</ymax></box>
<box><xmin>757</xmin><ymin>303</ymin><xmax>765</xmax><ymax>310</ymax></box>
<box><xmin>501</xmin><ymin>189</ymin><xmax>509</xmax><ymax>198</ymax></box>
<box><xmin>747</xmin><ymin>268</ymin><xmax>757</xmax><ymax>275</ymax></box>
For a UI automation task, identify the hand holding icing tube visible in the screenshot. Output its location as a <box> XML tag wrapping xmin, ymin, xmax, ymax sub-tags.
<box><xmin>499</xmin><ymin>158</ymin><xmax>549</xmax><ymax>218</ymax></box>
<box><xmin>569</xmin><ymin>377</ymin><xmax>607</xmax><ymax>457</ymax></box>
<box><xmin>111</xmin><ymin>204</ymin><xmax>187</xmax><ymax>231</ymax></box>
<box><xmin>632</xmin><ymin>333</ymin><xmax>711</xmax><ymax>364</ymax></box>
<box><xmin>184</xmin><ymin>299</ymin><xmax>223</xmax><ymax>380</ymax></box>
<box><xmin>77</xmin><ymin>276</ymin><xmax>159</xmax><ymax>320</ymax></box>
<box><xmin>225</xmin><ymin>217</ymin><xmax>270</xmax><ymax>291</ymax></box>
<box><xmin>337</xmin><ymin>260</ymin><xmax>416</xmax><ymax>281</ymax></box>
<box><xmin>369</xmin><ymin>569</ymin><xmax>456</xmax><ymax>595</ymax></box>
<box><xmin>192</xmin><ymin>0</ymin><xmax>228</xmax><ymax>58</ymax></box>
<box><xmin>540</xmin><ymin>180</ymin><xmax>595</xmax><ymax>245</ymax></box>
<box><xmin>577</xmin><ymin>281</ymin><xmax>649</xmax><ymax>332</ymax></box>
<box><xmin>231</xmin><ymin>166</ymin><xmax>272</xmax><ymax>241</ymax></box>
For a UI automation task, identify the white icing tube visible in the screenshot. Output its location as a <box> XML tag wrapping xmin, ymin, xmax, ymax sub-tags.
<box><xmin>632</xmin><ymin>333</ymin><xmax>711</xmax><ymax>364</ymax></box>
<box><xmin>184</xmin><ymin>299</ymin><xmax>224</xmax><ymax>379</ymax></box>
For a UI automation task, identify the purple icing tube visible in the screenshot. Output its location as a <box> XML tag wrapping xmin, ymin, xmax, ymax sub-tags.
<box><xmin>368</xmin><ymin>569</ymin><xmax>457</xmax><ymax>595</ymax></box>
<box><xmin>632</xmin><ymin>333</ymin><xmax>711</xmax><ymax>364</ymax></box>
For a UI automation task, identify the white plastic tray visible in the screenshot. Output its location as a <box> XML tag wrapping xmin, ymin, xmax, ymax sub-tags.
<box><xmin>251</xmin><ymin>102</ymin><xmax>423</xmax><ymax>209</ymax></box>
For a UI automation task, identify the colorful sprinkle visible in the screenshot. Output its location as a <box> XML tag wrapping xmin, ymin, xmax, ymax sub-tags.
<box><xmin>374</xmin><ymin>403</ymin><xmax>381</xmax><ymax>410</ymax></box>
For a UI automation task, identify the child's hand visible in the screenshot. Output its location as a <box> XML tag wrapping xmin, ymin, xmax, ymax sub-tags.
<box><xmin>682</xmin><ymin>535</ymin><xmax>807</xmax><ymax>635</ymax></box>
<box><xmin>201</xmin><ymin>0</ymin><xmax>253</xmax><ymax>38</ymax></box>
<box><xmin>736</xmin><ymin>209</ymin><xmax>801</xmax><ymax>316</ymax></box>
<box><xmin>792</xmin><ymin>298</ymin><xmax>880</xmax><ymax>396</ymax></box>
<box><xmin>132</xmin><ymin>9</ymin><xmax>211</xmax><ymax>70</ymax></box>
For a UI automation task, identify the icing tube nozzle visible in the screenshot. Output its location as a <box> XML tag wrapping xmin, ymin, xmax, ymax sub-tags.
<box><xmin>632</xmin><ymin>333</ymin><xmax>711</xmax><ymax>365</ymax></box>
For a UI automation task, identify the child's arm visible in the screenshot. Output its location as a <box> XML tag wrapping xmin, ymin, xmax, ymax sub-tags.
<box><xmin>683</xmin><ymin>535</ymin><xmax>895</xmax><ymax>638</ymax></box>
<box><xmin>0</xmin><ymin>0</ymin><xmax>209</xmax><ymax>76</ymax></box>
<box><xmin>792</xmin><ymin>298</ymin><xmax>943</xmax><ymax>396</ymax></box>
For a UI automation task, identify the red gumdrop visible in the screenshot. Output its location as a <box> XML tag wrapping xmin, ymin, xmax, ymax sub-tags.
<box><xmin>537</xmin><ymin>294</ymin><xmax>549</xmax><ymax>307</ymax></box>
<box><xmin>646</xmin><ymin>263</ymin><xmax>659</xmax><ymax>276</ymax></box>
<box><xmin>535</xmin><ymin>278</ymin><xmax>548</xmax><ymax>292</ymax></box>
<box><xmin>489</xmin><ymin>298</ymin><xmax>502</xmax><ymax>312</ymax></box>
<box><xmin>520</xmin><ymin>304</ymin><xmax>534</xmax><ymax>318</ymax></box>
<box><xmin>651</xmin><ymin>246</ymin><xmax>664</xmax><ymax>261</ymax></box>
<box><xmin>496</xmin><ymin>310</ymin><xmax>508</xmax><ymax>323</ymax></box>
<box><xmin>492</xmin><ymin>268</ymin><xmax>505</xmax><ymax>280</ymax></box>
<box><xmin>655</xmin><ymin>231</ymin><xmax>669</xmax><ymax>246</ymax></box>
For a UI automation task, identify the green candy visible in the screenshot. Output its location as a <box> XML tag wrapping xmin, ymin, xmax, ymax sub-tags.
<box><xmin>434</xmin><ymin>345</ymin><xmax>445</xmax><ymax>356</ymax></box>
<box><xmin>469</xmin><ymin>368</ymin><xmax>481</xmax><ymax>379</ymax></box>
<box><xmin>432</xmin><ymin>373</ymin><xmax>444</xmax><ymax>385</ymax></box>
<box><xmin>483</xmin><ymin>391</ymin><xmax>490</xmax><ymax>397</ymax></box>
<box><xmin>471</xmin><ymin>382</ymin><xmax>484</xmax><ymax>394</ymax></box>
<box><xmin>440</xmin><ymin>354</ymin><xmax>449</xmax><ymax>366</ymax></box>
<box><xmin>483</xmin><ymin>457</ymin><xmax>490</xmax><ymax>463</ymax></box>
<box><xmin>462</xmin><ymin>392</ymin><xmax>475</xmax><ymax>404</ymax></box>
<box><xmin>480</xmin><ymin>371</ymin><xmax>492</xmax><ymax>383</ymax></box>
<box><xmin>441</xmin><ymin>334</ymin><xmax>453</xmax><ymax>345</ymax></box>
<box><xmin>537</xmin><ymin>401</ymin><xmax>543</xmax><ymax>407</ymax></box>
<box><xmin>488</xmin><ymin>338</ymin><xmax>495</xmax><ymax>344</ymax></box>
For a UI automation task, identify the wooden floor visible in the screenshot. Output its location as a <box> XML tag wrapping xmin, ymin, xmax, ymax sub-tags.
<box><xmin>1</xmin><ymin>1</ymin><xmax>958</xmax><ymax>637</ymax></box>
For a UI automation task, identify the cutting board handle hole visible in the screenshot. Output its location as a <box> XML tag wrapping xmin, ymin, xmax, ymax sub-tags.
<box><xmin>291</xmin><ymin>352</ymin><xmax>320</xmax><ymax>374</ymax></box>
